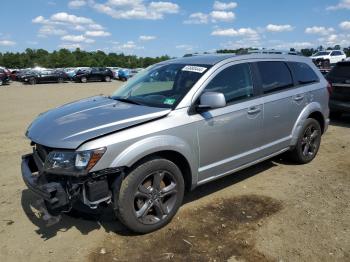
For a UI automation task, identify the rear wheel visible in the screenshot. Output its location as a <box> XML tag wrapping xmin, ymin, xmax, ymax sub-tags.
<box><xmin>115</xmin><ymin>157</ymin><xmax>184</xmax><ymax>233</ymax></box>
<box><xmin>104</xmin><ymin>76</ymin><xmax>111</xmax><ymax>82</ymax></box>
<box><xmin>0</xmin><ymin>80</ymin><xmax>3</xmax><ymax>86</ymax></box>
<box><xmin>289</xmin><ymin>118</ymin><xmax>321</xmax><ymax>164</ymax></box>
<box><xmin>57</xmin><ymin>77</ymin><xmax>64</xmax><ymax>83</ymax></box>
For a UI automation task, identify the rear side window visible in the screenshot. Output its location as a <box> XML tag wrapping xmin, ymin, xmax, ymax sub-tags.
<box><xmin>204</xmin><ymin>63</ymin><xmax>254</xmax><ymax>104</ymax></box>
<box><xmin>257</xmin><ymin>61</ymin><xmax>293</xmax><ymax>94</ymax></box>
<box><xmin>289</xmin><ymin>62</ymin><xmax>319</xmax><ymax>85</ymax></box>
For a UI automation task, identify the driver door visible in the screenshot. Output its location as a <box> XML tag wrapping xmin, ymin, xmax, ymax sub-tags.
<box><xmin>196</xmin><ymin>62</ymin><xmax>263</xmax><ymax>182</ymax></box>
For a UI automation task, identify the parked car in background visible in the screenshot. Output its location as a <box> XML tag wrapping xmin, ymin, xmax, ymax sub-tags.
<box><xmin>326</xmin><ymin>61</ymin><xmax>350</xmax><ymax>117</ymax></box>
<box><xmin>0</xmin><ymin>68</ymin><xmax>11</xmax><ymax>86</ymax></box>
<box><xmin>311</xmin><ymin>50</ymin><xmax>346</xmax><ymax>65</ymax></box>
<box><xmin>21</xmin><ymin>69</ymin><xmax>68</xmax><ymax>85</ymax></box>
<box><xmin>22</xmin><ymin>54</ymin><xmax>329</xmax><ymax>233</ymax></box>
<box><xmin>117</xmin><ymin>68</ymin><xmax>141</xmax><ymax>81</ymax></box>
<box><xmin>73</xmin><ymin>67</ymin><xmax>113</xmax><ymax>83</ymax></box>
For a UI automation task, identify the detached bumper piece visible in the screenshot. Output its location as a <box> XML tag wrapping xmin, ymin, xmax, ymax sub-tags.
<box><xmin>21</xmin><ymin>153</ymin><xmax>121</xmax><ymax>225</ymax></box>
<box><xmin>21</xmin><ymin>154</ymin><xmax>69</xmax><ymax>211</ymax></box>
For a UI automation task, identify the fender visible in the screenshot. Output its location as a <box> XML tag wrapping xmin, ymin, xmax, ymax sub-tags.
<box><xmin>290</xmin><ymin>101</ymin><xmax>324</xmax><ymax>146</ymax></box>
<box><xmin>110</xmin><ymin>135</ymin><xmax>198</xmax><ymax>185</ymax></box>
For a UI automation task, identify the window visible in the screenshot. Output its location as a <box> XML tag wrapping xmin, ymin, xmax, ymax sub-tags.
<box><xmin>289</xmin><ymin>62</ymin><xmax>319</xmax><ymax>85</ymax></box>
<box><xmin>331</xmin><ymin>51</ymin><xmax>342</xmax><ymax>56</ymax></box>
<box><xmin>257</xmin><ymin>61</ymin><xmax>293</xmax><ymax>94</ymax></box>
<box><xmin>204</xmin><ymin>63</ymin><xmax>253</xmax><ymax>104</ymax></box>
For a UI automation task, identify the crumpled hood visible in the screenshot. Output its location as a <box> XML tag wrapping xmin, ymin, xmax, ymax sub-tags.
<box><xmin>26</xmin><ymin>96</ymin><xmax>171</xmax><ymax>149</ymax></box>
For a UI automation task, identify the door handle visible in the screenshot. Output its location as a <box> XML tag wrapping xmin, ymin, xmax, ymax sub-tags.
<box><xmin>293</xmin><ymin>94</ymin><xmax>304</xmax><ymax>101</ymax></box>
<box><xmin>247</xmin><ymin>107</ymin><xmax>261</xmax><ymax>114</ymax></box>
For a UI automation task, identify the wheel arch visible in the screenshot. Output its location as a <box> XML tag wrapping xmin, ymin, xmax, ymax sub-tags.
<box><xmin>291</xmin><ymin>102</ymin><xmax>327</xmax><ymax>146</ymax></box>
<box><xmin>110</xmin><ymin>135</ymin><xmax>198</xmax><ymax>191</ymax></box>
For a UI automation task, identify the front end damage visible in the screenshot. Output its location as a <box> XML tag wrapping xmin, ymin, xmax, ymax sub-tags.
<box><xmin>21</xmin><ymin>143</ymin><xmax>123</xmax><ymax>225</ymax></box>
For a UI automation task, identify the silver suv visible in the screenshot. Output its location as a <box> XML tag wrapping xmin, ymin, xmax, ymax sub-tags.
<box><xmin>22</xmin><ymin>54</ymin><xmax>330</xmax><ymax>233</ymax></box>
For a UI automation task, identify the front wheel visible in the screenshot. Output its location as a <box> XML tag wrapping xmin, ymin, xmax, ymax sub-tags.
<box><xmin>0</xmin><ymin>79</ymin><xmax>3</xmax><ymax>86</ymax></box>
<box><xmin>29</xmin><ymin>77</ymin><xmax>36</xmax><ymax>85</ymax></box>
<box><xmin>115</xmin><ymin>157</ymin><xmax>184</xmax><ymax>233</ymax></box>
<box><xmin>104</xmin><ymin>76</ymin><xmax>111</xmax><ymax>82</ymax></box>
<box><xmin>289</xmin><ymin>118</ymin><xmax>321</xmax><ymax>164</ymax></box>
<box><xmin>80</xmin><ymin>76</ymin><xmax>87</xmax><ymax>83</ymax></box>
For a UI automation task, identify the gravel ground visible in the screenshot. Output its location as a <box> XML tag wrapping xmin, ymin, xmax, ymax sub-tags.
<box><xmin>0</xmin><ymin>81</ymin><xmax>349</xmax><ymax>262</ymax></box>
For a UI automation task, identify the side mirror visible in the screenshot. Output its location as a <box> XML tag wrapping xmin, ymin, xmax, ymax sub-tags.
<box><xmin>197</xmin><ymin>92</ymin><xmax>226</xmax><ymax>111</ymax></box>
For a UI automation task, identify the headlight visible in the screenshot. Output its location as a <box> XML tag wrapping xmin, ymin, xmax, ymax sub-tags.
<box><xmin>44</xmin><ymin>147</ymin><xmax>106</xmax><ymax>176</ymax></box>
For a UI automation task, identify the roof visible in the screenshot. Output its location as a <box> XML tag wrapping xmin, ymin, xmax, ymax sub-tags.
<box><xmin>164</xmin><ymin>53</ymin><xmax>311</xmax><ymax>66</ymax></box>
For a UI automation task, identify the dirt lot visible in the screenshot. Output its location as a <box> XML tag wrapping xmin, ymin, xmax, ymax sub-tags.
<box><xmin>0</xmin><ymin>81</ymin><xmax>349</xmax><ymax>262</ymax></box>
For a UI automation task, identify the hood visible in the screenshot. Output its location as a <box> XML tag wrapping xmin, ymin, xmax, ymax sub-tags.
<box><xmin>26</xmin><ymin>96</ymin><xmax>171</xmax><ymax>149</ymax></box>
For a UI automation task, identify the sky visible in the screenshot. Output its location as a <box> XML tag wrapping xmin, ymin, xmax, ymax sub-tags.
<box><xmin>1</xmin><ymin>0</ymin><xmax>350</xmax><ymax>57</ymax></box>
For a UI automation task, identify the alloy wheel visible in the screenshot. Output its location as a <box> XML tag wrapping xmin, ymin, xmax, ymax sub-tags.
<box><xmin>134</xmin><ymin>170</ymin><xmax>178</xmax><ymax>225</ymax></box>
<box><xmin>301</xmin><ymin>125</ymin><xmax>319</xmax><ymax>157</ymax></box>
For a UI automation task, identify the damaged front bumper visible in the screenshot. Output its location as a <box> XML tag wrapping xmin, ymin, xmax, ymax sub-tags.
<box><xmin>21</xmin><ymin>153</ymin><xmax>123</xmax><ymax>224</ymax></box>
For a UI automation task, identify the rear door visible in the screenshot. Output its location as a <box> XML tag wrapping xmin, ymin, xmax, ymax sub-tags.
<box><xmin>255</xmin><ymin>61</ymin><xmax>307</xmax><ymax>156</ymax></box>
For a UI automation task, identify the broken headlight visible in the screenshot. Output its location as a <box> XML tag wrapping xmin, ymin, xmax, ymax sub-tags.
<box><xmin>43</xmin><ymin>147</ymin><xmax>106</xmax><ymax>176</ymax></box>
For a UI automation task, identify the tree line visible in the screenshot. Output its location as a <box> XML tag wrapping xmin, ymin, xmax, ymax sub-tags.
<box><xmin>0</xmin><ymin>48</ymin><xmax>171</xmax><ymax>69</ymax></box>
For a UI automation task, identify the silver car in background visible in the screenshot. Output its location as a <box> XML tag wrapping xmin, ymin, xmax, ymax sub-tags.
<box><xmin>22</xmin><ymin>54</ymin><xmax>330</xmax><ymax>233</ymax></box>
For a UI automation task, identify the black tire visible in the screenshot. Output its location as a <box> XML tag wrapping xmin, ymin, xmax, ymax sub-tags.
<box><xmin>81</xmin><ymin>76</ymin><xmax>87</xmax><ymax>83</ymax></box>
<box><xmin>29</xmin><ymin>77</ymin><xmax>36</xmax><ymax>85</ymax></box>
<box><xmin>289</xmin><ymin>118</ymin><xmax>321</xmax><ymax>164</ymax></box>
<box><xmin>57</xmin><ymin>77</ymin><xmax>64</xmax><ymax>83</ymax></box>
<box><xmin>115</xmin><ymin>157</ymin><xmax>185</xmax><ymax>233</ymax></box>
<box><xmin>121</xmin><ymin>77</ymin><xmax>127</xmax><ymax>82</ymax></box>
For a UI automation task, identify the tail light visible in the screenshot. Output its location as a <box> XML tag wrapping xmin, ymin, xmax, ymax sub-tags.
<box><xmin>327</xmin><ymin>81</ymin><xmax>333</xmax><ymax>96</ymax></box>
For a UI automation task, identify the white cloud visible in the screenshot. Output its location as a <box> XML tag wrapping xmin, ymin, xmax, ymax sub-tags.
<box><xmin>58</xmin><ymin>43</ymin><xmax>82</xmax><ymax>49</ymax></box>
<box><xmin>326</xmin><ymin>0</ymin><xmax>350</xmax><ymax>10</ymax></box>
<box><xmin>210</xmin><ymin>11</ymin><xmax>235</xmax><ymax>22</ymax></box>
<box><xmin>85</xmin><ymin>30</ymin><xmax>111</xmax><ymax>37</ymax></box>
<box><xmin>212</xmin><ymin>27</ymin><xmax>259</xmax><ymax>38</ymax></box>
<box><xmin>91</xmin><ymin>0</ymin><xmax>179</xmax><ymax>20</ymax></box>
<box><xmin>266</xmin><ymin>24</ymin><xmax>294</xmax><ymax>32</ymax></box>
<box><xmin>149</xmin><ymin>2</ymin><xmax>179</xmax><ymax>13</ymax></box>
<box><xmin>89</xmin><ymin>23</ymin><xmax>104</xmax><ymax>30</ymax></box>
<box><xmin>305</xmin><ymin>26</ymin><xmax>335</xmax><ymax>35</ymax></box>
<box><xmin>61</xmin><ymin>34</ymin><xmax>86</xmax><ymax>42</ymax></box>
<box><xmin>340</xmin><ymin>21</ymin><xmax>350</xmax><ymax>30</ymax></box>
<box><xmin>176</xmin><ymin>44</ymin><xmax>193</xmax><ymax>51</ymax></box>
<box><xmin>319</xmin><ymin>33</ymin><xmax>350</xmax><ymax>47</ymax></box>
<box><xmin>213</xmin><ymin>1</ymin><xmax>237</xmax><ymax>10</ymax></box>
<box><xmin>184</xmin><ymin>12</ymin><xmax>209</xmax><ymax>24</ymax></box>
<box><xmin>32</xmin><ymin>12</ymin><xmax>108</xmax><ymax>39</ymax></box>
<box><xmin>51</xmin><ymin>12</ymin><xmax>94</xmax><ymax>24</ymax></box>
<box><xmin>111</xmin><ymin>40</ymin><xmax>144</xmax><ymax>51</ymax></box>
<box><xmin>38</xmin><ymin>26</ymin><xmax>67</xmax><ymax>37</ymax></box>
<box><xmin>270</xmin><ymin>41</ymin><xmax>313</xmax><ymax>50</ymax></box>
<box><xmin>0</xmin><ymin>40</ymin><xmax>16</xmax><ymax>46</ymax></box>
<box><xmin>68</xmin><ymin>0</ymin><xmax>87</xmax><ymax>9</ymax></box>
<box><xmin>139</xmin><ymin>35</ymin><xmax>156</xmax><ymax>41</ymax></box>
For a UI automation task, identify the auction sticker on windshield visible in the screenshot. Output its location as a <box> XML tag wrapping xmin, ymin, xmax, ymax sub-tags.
<box><xmin>182</xmin><ymin>65</ymin><xmax>207</xmax><ymax>74</ymax></box>
<box><xmin>163</xmin><ymin>98</ymin><xmax>176</xmax><ymax>105</ymax></box>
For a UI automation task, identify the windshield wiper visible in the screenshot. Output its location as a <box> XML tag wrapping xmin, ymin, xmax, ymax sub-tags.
<box><xmin>113</xmin><ymin>97</ymin><xmax>142</xmax><ymax>105</ymax></box>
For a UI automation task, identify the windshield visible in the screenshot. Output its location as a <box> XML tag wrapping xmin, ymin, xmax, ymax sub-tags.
<box><xmin>314</xmin><ymin>51</ymin><xmax>330</xmax><ymax>56</ymax></box>
<box><xmin>112</xmin><ymin>63</ymin><xmax>210</xmax><ymax>108</ymax></box>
